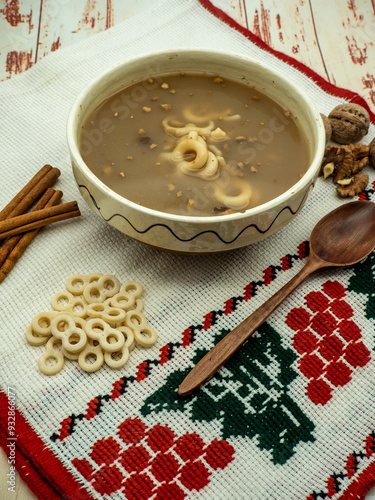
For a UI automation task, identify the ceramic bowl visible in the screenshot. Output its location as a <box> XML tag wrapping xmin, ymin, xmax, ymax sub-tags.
<box><xmin>67</xmin><ymin>48</ymin><xmax>326</xmax><ymax>254</ymax></box>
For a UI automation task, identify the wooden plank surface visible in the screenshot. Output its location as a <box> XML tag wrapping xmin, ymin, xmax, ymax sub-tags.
<box><xmin>1</xmin><ymin>1</ymin><xmax>375</xmax><ymax>499</ymax></box>
<box><xmin>0</xmin><ymin>0</ymin><xmax>374</xmax><ymax>109</ymax></box>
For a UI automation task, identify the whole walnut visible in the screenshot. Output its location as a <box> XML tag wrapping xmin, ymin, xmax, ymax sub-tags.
<box><xmin>369</xmin><ymin>137</ymin><xmax>375</xmax><ymax>168</ymax></box>
<box><xmin>328</xmin><ymin>103</ymin><xmax>370</xmax><ymax>144</ymax></box>
<box><xmin>320</xmin><ymin>114</ymin><xmax>332</xmax><ymax>143</ymax></box>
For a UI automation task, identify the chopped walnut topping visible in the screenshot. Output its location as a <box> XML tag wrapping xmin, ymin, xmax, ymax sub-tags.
<box><xmin>126</xmin><ymin>156</ymin><xmax>133</xmax><ymax>160</ymax></box>
<box><xmin>149</xmin><ymin>144</ymin><xmax>157</xmax><ymax>150</ymax></box>
<box><xmin>336</xmin><ymin>173</ymin><xmax>369</xmax><ymax>198</ymax></box>
<box><xmin>235</xmin><ymin>136</ymin><xmax>246</xmax><ymax>141</ymax></box>
<box><xmin>320</xmin><ymin>143</ymin><xmax>370</xmax><ymax>183</ymax></box>
<box><xmin>147</xmin><ymin>78</ymin><xmax>154</xmax><ymax>84</ymax></box>
<box><xmin>213</xmin><ymin>206</ymin><xmax>235</xmax><ymax>215</ymax></box>
<box><xmin>143</xmin><ymin>106</ymin><xmax>151</xmax><ymax>112</ymax></box>
<box><xmin>250</xmin><ymin>166</ymin><xmax>258</xmax><ymax>173</ymax></box>
<box><xmin>177</xmin><ymin>191</ymin><xmax>182</xmax><ymax>197</ymax></box>
<box><xmin>160</xmin><ymin>104</ymin><xmax>172</xmax><ymax>111</ymax></box>
<box><xmin>252</xmin><ymin>95</ymin><xmax>260</xmax><ymax>100</ymax></box>
<box><xmin>213</xmin><ymin>77</ymin><xmax>224</xmax><ymax>83</ymax></box>
<box><xmin>155</xmin><ymin>162</ymin><xmax>161</xmax><ymax>166</ymax></box>
<box><xmin>138</xmin><ymin>128</ymin><xmax>146</xmax><ymax>134</ymax></box>
<box><xmin>167</xmin><ymin>184</ymin><xmax>175</xmax><ymax>191</ymax></box>
<box><xmin>161</xmin><ymin>82</ymin><xmax>169</xmax><ymax>89</ymax></box>
<box><xmin>151</xmin><ymin>96</ymin><xmax>159</xmax><ymax>101</ymax></box>
<box><xmin>237</xmin><ymin>162</ymin><xmax>244</xmax><ymax>168</ymax></box>
<box><xmin>114</xmin><ymin>112</ymin><xmax>119</xmax><ymax>117</ymax></box>
<box><xmin>119</xmin><ymin>172</ymin><xmax>125</xmax><ymax>177</ymax></box>
<box><xmin>169</xmin><ymin>89</ymin><xmax>176</xmax><ymax>94</ymax></box>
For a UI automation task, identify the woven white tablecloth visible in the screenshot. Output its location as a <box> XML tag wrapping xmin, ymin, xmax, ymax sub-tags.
<box><xmin>1</xmin><ymin>1</ymin><xmax>375</xmax><ymax>499</ymax></box>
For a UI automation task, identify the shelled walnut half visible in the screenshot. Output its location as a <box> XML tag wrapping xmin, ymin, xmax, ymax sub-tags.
<box><xmin>336</xmin><ymin>173</ymin><xmax>369</xmax><ymax>198</ymax></box>
<box><xmin>320</xmin><ymin>143</ymin><xmax>370</xmax><ymax>198</ymax></box>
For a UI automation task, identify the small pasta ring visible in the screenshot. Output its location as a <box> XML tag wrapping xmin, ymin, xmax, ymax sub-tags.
<box><xmin>117</xmin><ymin>326</ymin><xmax>135</xmax><ymax>351</ymax></box>
<box><xmin>133</xmin><ymin>325</ymin><xmax>158</xmax><ymax>348</ymax></box>
<box><xmin>62</xmin><ymin>327</ymin><xmax>87</xmax><ymax>354</ymax></box>
<box><xmin>78</xmin><ymin>341</ymin><xmax>104</xmax><ymax>373</ymax></box>
<box><xmin>214</xmin><ymin>180</ymin><xmax>252</xmax><ymax>210</ymax></box>
<box><xmin>104</xmin><ymin>345</ymin><xmax>130</xmax><ymax>369</ymax></box>
<box><xmin>38</xmin><ymin>338</ymin><xmax>64</xmax><ymax>376</ymax></box>
<box><xmin>25</xmin><ymin>325</ymin><xmax>50</xmax><ymax>346</ymax></box>
<box><xmin>198</xmin><ymin>151</ymin><xmax>220</xmax><ymax>180</ymax></box>
<box><xmin>51</xmin><ymin>291</ymin><xmax>75</xmax><ymax>312</ymax></box>
<box><xmin>174</xmin><ymin>134</ymin><xmax>208</xmax><ymax>171</ymax></box>
<box><xmin>86</xmin><ymin>318</ymin><xmax>124</xmax><ymax>352</ymax></box>
<box><xmin>51</xmin><ymin>313</ymin><xmax>76</xmax><ymax>337</ymax></box>
<box><xmin>65</xmin><ymin>274</ymin><xmax>87</xmax><ymax>295</ymax></box>
<box><xmin>31</xmin><ymin>311</ymin><xmax>59</xmax><ymax>336</ymax></box>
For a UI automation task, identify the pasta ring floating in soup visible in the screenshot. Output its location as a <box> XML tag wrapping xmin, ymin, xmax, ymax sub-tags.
<box><xmin>162</xmin><ymin>117</ymin><xmax>215</xmax><ymax>137</ymax></box>
<box><xmin>214</xmin><ymin>179</ymin><xmax>252</xmax><ymax>210</ymax></box>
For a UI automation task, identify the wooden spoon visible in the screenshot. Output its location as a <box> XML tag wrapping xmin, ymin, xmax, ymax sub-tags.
<box><xmin>178</xmin><ymin>200</ymin><xmax>375</xmax><ymax>397</ymax></box>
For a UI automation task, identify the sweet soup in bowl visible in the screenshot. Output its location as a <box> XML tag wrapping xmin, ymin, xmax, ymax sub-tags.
<box><xmin>68</xmin><ymin>49</ymin><xmax>325</xmax><ymax>253</ymax></box>
<box><xmin>80</xmin><ymin>73</ymin><xmax>309</xmax><ymax>217</ymax></box>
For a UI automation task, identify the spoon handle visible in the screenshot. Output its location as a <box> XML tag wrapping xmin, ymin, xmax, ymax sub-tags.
<box><xmin>178</xmin><ymin>256</ymin><xmax>323</xmax><ymax>396</ymax></box>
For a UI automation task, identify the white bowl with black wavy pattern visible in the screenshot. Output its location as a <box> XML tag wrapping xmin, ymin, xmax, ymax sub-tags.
<box><xmin>67</xmin><ymin>49</ymin><xmax>326</xmax><ymax>254</ymax></box>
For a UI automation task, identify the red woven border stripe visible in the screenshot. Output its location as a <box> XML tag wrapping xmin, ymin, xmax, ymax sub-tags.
<box><xmin>339</xmin><ymin>459</ymin><xmax>375</xmax><ymax>499</ymax></box>
<box><xmin>0</xmin><ymin>424</ymin><xmax>61</xmax><ymax>500</ymax></box>
<box><xmin>198</xmin><ymin>0</ymin><xmax>375</xmax><ymax>124</ymax></box>
<box><xmin>0</xmin><ymin>391</ymin><xmax>94</xmax><ymax>500</ymax></box>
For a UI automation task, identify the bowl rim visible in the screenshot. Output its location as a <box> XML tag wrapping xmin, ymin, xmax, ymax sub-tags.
<box><xmin>67</xmin><ymin>47</ymin><xmax>326</xmax><ymax>225</ymax></box>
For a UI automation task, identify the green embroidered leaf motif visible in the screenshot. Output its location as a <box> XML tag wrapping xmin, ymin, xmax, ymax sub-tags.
<box><xmin>141</xmin><ymin>323</ymin><xmax>315</xmax><ymax>465</ymax></box>
<box><xmin>348</xmin><ymin>253</ymin><xmax>375</xmax><ymax>321</ymax></box>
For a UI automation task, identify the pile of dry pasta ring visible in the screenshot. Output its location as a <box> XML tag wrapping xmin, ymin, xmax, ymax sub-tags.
<box><xmin>25</xmin><ymin>273</ymin><xmax>157</xmax><ymax>375</ymax></box>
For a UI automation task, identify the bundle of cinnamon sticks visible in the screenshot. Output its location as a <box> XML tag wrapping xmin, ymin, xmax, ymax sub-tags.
<box><xmin>0</xmin><ymin>165</ymin><xmax>81</xmax><ymax>283</ymax></box>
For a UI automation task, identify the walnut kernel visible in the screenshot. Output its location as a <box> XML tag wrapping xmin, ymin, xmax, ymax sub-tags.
<box><xmin>336</xmin><ymin>173</ymin><xmax>369</xmax><ymax>198</ymax></box>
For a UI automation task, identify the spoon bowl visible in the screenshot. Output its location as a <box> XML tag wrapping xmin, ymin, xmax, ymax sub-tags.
<box><xmin>311</xmin><ymin>201</ymin><xmax>375</xmax><ymax>266</ymax></box>
<box><xmin>178</xmin><ymin>201</ymin><xmax>375</xmax><ymax>396</ymax></box>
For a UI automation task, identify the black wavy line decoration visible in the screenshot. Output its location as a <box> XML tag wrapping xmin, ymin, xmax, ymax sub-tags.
<box><xmin>78</xmin><ymin>182</ymin><xmax>315</xmax><ymax>245</ymax></box>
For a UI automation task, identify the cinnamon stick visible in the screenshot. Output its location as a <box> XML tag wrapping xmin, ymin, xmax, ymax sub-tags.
<box><xmin>0</xmin><ymin>202</ymin><xmax>80</xmax><ymax>240</ymax></box>
<box><xmin>0</xmin><ymin>165</ymin><xmax>53</xmax><ymax>222</ymax></box>
<box><xmin>0</xmin><ymin>188</ymin><xmax>56</xmax><ymax>268</ymax></box>
<box><xmin>0</xmin><ymin>202</ymin><xmax>81</xmax><ymax>240</ymax></box>
<box><xmin>0</xmin><ymin>166</ymin><xmax>61</xmax><ymax>221</ymax></box>
<box><xmin>0</xmin><ymin>190</ymin><xmax>63</xmax><ymax>283</ymax></box>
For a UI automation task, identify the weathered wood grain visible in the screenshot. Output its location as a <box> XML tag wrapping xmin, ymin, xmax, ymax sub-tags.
<box><xmin>0</xmin><ymin>0</ymin><xmax>374</xmax><ymax>111</ymax></box>
<box><xmin>214</xmin><ymin>0</ymin><xmax>375</xmax><ymax>110</ymax></box>
<box><xmin>35</xmin><ymin>0</ymin><xmax>109</xmax><ymax>62</ymax></box>
<box><xmin>0</xmin><ymin>0</ymin><xmax>39</xmax><ymax>77</ymax></box>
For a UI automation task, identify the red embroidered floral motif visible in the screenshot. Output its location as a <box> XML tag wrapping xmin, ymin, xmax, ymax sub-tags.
<box><xmin>286</xmin><ymin>280</ymin><xmax>371</xmax><ymax>405</ymax></box>
<box><xmin>72</xmin><ymin>417</ymin><xmax>235</xmax><ymax>499</ymax></box>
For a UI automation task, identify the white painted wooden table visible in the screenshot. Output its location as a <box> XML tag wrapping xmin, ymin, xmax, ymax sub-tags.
<box><xmin>0</xmin><ymin>1</ymin><xmax>374</xmax><ymax>498</ymax></box>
